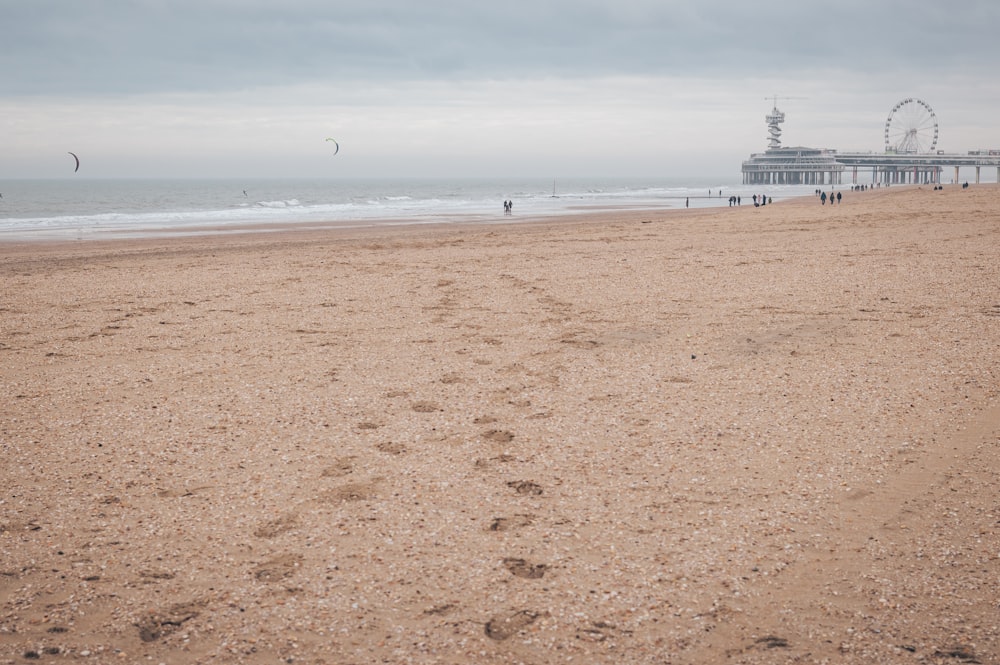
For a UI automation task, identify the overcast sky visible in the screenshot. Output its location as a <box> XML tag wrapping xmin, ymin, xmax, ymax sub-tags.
<box><xmin>4</xmin><ymin>0</ymin><xmax>1000</xmax><ymax>179</ymax></box>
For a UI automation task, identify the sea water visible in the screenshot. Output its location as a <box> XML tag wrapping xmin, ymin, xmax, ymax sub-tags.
<box><xmin>0</xmin><ymin>177</ymin><xmax>818</xmax><ymax>241</ymax></box>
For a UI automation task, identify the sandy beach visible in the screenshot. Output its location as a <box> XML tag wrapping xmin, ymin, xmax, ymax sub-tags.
<box><xmin>1</xmin><ymin>185</ymin><xmax>998</xmax><ymax>664</ymax></box>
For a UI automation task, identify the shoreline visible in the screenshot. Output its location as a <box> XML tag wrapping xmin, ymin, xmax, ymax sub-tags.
<box><xmin>2</xmin><ymin>185</ymin><xmax>998</xmax><ymax>663</ymax></box>
<box><xmin>0</xmin><ymin>175</ymin><xmax>757</xmax><ymax>244</ymax></box>
<box><xmin>0</xmin><ymin>204</ymin><xmax>688</xmax><ymax>245</ymax></box>
<box><xmin>0</xmin><ymin>178</ymin><xmax>907</xmax><ymax>245</ymax></box>
<box><xmin>0</xmin><ymin>184</ymin><xmax>911</xmax><ymax>251</ymax></box>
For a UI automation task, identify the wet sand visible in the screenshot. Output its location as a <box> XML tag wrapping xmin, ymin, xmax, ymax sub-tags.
<box><xmin>1</xmin><ymin>185</ymin><xmax>999</xmax><ymax>664</ymax></box>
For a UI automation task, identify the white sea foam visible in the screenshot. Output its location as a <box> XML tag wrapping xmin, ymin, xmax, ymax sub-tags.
<box><xmin>255</xmin><ymin>199</ymin><xmax>302</xmax><ymax>208</ymax></box>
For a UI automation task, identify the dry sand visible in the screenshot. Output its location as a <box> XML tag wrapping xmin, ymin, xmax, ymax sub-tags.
<box><xmin>1</xmin><ymin>185</ymin><xmax>998</xmax><ymax>664</ymax></box>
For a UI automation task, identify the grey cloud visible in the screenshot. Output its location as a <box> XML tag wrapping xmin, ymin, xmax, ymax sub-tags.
<box><xmin>4</xmin><ymin>1</ymin><xmax>999</xmax><ymax>96</ymax></box>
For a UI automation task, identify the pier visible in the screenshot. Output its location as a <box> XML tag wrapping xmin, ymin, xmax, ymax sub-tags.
<box><xmin>833</xmin><ymin>151</ymin><xmax>1000</xmax><ymax>185</ymax></box>
<box><xmin>742</xmin><ymin>100</ymin><xmax>1000</xmax><ymax>186</ymax></box>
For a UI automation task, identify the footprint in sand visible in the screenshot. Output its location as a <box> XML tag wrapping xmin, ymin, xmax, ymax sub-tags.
<box><xmin>482</xmin><ymin>429</ymin><xmax>515</xmax><ymax>443</ymax></box>
<box><xmin>320</xmin><ymin>456</ymin><xmax>356</xmax><ymax>478</ymax></box>
<box><xmin>752</xmin><ymin>636</ymin><xmax>789</xmax><ymax>650</ymax></box>
<box><xmin>253</xmin><ymin>553</ymin><xmax>304</xmax><ymax>582</ymax></box>
<box><xmin>559</xmin><ymin>333</ymin><xmax>601</xmax><ymax>349</ymax></box>
<box><xmin>423</xmin><ymin>602</ymin><xmax>458</xmax><ymax>616</ymax></box>
<box><xmin>320</xmin><ymin>481</ymin><xmax>379</xmax><ymax>503</ymax></box>
<box><xmin>484</xmin><ymin>610</ymin><xmax>539</xmax><ymax>641</ymax></box>
<box><xmin>488</xmin><ymin>514</ymin><xmax>534</xmax><ymax>532</ymax></box>
<box><xmin>253</xmin><ymin>513</ymin><xmax>299</xmax><ymax>538</ymax></box>
<box><xmin>155</xmin><ymin>485</ymin><xmax>214</xmax><ymax>498</ymax></box>
<box><xmin>503</xmin><ymin>557</ymin><xmax>548</xmax><ymax>579</ymax></box>
<box><xmin>474</xmin><ymin>453</ymin><xmax>517</xmax><ymax>469</ymax></box>
<box><xmin>507</xmin><ymin>480</ymin><xmax>543</xmax><ymax>496</ymax></box>
<box><xmin>932</xmin><ymin>646</ymin><xmax>981</xmax><ymax>662</ymax></box>
<box><xmin>411</xmin><ymin>401</ymin><xmax>442</xmax><ymax>413</ymax></box>
<box><xmin>576</xmin><ymin>621</ymin><xmax>623</xmax><ymax>642</ymax></box>
<box><xmin>137</xmin><ymin>600</ymin><xmax>205</xmax><ymax>642</ymax></box>
<box><xmin>139</xmin><ymin>570</ymin><xmax>176</xmax><ymax>583</ymax></box>
<box><xmin>376</xmin><ymin>441</ymin><xmax>407</xmax><ymax>455</ymax></box>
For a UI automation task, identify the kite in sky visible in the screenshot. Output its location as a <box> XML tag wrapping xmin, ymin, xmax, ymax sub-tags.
<box><xmin>68</xmin><ymin>152</ymin><xmax>80</xmax><ymax>173</ymax></box>
<box><xmin>325</xmin><ymin>138</ymin><xmax>340</xmax><ymax>155</ymax></box>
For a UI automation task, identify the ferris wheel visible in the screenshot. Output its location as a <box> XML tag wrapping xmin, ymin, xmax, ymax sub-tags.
<box><xmin>884</xmin><ymin>98</ymin><xmax>938</xmax><ymax>154</ymax></box>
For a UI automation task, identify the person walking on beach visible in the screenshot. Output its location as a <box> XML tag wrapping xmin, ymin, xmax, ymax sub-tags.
<box><xmin>836</xmin><ymin>192</ymin><xmax>842</xmax><ymax>204</ymax></box>
<box><xmin>821</xmin><ymin>192</ymin><xmax>827</xmax><ymax>205</ymax></box>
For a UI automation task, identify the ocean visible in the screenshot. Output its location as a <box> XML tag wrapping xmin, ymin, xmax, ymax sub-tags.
<box><xmin>0</xmin><ymin>177</ymin><xmax>818</xmax><ymax>241</ymax></box>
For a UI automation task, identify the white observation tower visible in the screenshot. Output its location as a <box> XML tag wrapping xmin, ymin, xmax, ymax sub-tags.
<box><xmin>766</xmin><ymin>102</ymin><xmax>785</xmax><ymax>150</ymax></box>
